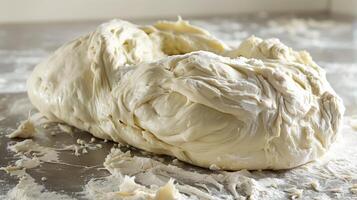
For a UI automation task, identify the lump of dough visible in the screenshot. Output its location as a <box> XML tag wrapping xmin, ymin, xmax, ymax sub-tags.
<box><xmin>7</xmin><ymin>119</ymin><xmax>36</xmax><ymax>139</ymax></box>
<box><xmin>27</xmin><ymin>19</ymin><xmax>344</xmax><ymax>170</ymax></box>
<box><xmin>115</xmin><ymin>176</ymin><xmax>180</xmax><ymax>200</ymax></box>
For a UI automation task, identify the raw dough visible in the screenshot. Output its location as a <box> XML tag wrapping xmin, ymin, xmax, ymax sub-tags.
<box><xmin>27</xmin><ymin>19</ymin><xmax>344</xmax><ymax>170</ymax></box>
<box><xmin>7</xmin><ymin>119</ymin><xmax>36</xmax><ymax>139</ymax></box>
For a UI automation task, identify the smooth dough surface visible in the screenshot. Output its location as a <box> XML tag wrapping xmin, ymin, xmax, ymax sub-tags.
<box><xmin>27</xmin><ymin>19</ymin><xmax>344</xmax><ymax>170</ymax></box>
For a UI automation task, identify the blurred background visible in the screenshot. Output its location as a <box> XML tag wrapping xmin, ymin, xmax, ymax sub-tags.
<box><xmin>0</xmin><ymin>0</ymin><xmax>356</xmax><ymax>23</ymax></box>
<box><xmin>0</xmin><ymin>0</ymin><xmax>356</xmax><ymax>113</ymax></box>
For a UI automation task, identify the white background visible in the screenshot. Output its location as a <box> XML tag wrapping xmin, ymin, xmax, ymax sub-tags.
<box><xmin>0</xmin><ymin>0</ymin><xmax>355</xmax><ymax>24</ymax></box>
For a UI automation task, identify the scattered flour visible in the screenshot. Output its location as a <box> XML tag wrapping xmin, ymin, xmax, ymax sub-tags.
<box><xmin>59</xmin><ymin>138</ymin><xmax>105</xmax><ymax>156</ymax></box>
<box><xmin>2</xmin><ymin>118</ymin><xmax>357</xmax><ymax>199</ymax></box>
<box><xmin>84</xmin><ymin>148</ymin><xmax>283</xmax><ymax>199</ymax></box>
<box><xmin>6</xmin><ymin>174</ymin><xmax>74</xmax><ymax>200</ymax></box>
<box><xmin>83</xmin><ymin>119</ymin><xmax>357</xmax><ymax>200</ymax></box>
<box><xmin>1</xmin><ymin>139</ymin><xmax>74</xmax><ymax>200</ymax></box>
<box><xmin>8</xmin><ymin>139</ymin><xmax>59</xmax><ymax>163</ymax></box>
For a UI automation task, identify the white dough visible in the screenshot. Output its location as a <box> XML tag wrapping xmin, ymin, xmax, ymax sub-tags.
<box><xmin>7</xmin><ymin>119</ymin><xmax>36</xmax><ymax>139</ymax></box>
<box><xmin>27</xmin><ymin>19</ymin><xmax>344</xmax><ymax>170</ymax></box>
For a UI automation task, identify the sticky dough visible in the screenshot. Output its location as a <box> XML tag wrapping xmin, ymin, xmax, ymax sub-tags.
<box><xmin>27</xmin><ymin>19</ymin><xmax>344</xmax><ymax>170</ymax></box>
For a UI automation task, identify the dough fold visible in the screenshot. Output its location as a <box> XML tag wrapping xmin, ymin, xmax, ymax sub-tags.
<box><xmin>27</xmin><ymin>19</ymin><xmax>344</xmax><ymax>170</ymax></box>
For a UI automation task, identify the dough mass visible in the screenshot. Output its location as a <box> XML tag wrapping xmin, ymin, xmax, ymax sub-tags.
<box><xmin>27</xmin><ymin>19</ymin><xmax>344</xmax><ymax>170</ymax></box>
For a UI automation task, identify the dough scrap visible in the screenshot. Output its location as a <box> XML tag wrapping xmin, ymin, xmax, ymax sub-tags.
<box><xmin>7</xmin><ymin>119</ymin><xmax>36</xmax><ymax>139</ymax></box>
<box><xmin>27</xmin><ymin>19</ymin><xmax>344</xmax><ymax>170</ymax></box>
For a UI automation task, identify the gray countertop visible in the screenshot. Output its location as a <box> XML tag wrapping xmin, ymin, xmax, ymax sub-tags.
<box><xmin>0</xmin><ymin>13</ymin><xmax>356</xmax><ymax>199</ymax></box>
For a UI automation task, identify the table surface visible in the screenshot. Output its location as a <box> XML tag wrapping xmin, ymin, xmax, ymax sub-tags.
<box><xmin>0</xmin><ymin>13</ymin><xmax>356</xmax><ymax>199</ymax></box>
